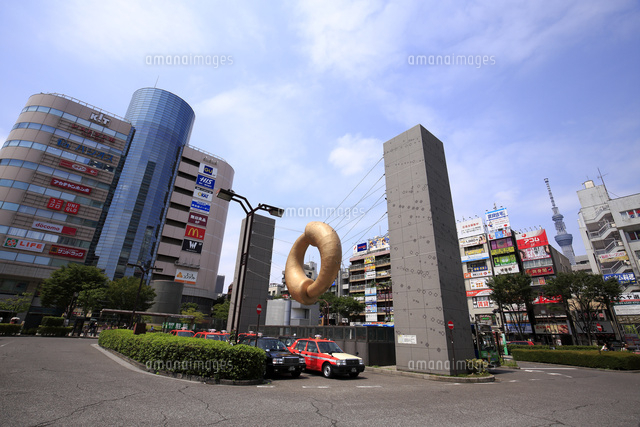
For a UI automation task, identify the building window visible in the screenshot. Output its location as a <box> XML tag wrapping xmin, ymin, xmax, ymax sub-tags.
<box><xmin>628</xmin><ymin>230</ymin><xmax>640</xmax><ymax>241</ymax></box>
<box><xmin>621</xmin><ymin>209</ymin><xmax>640</xmax><ymax>219</ymax></box>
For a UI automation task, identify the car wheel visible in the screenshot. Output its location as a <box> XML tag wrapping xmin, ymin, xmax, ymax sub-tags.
<box><xmin>322</xmin><ymin>363</ymin><xmax>333</xmax><ymax>378</ymax></box>
<box><xmin>290</xmin><ymin>370</ymin><xmax>301</xmax><ymax>378</ymax></box>
<box><xmin>348</xmin><ymin>372</ymin><xmax>359</xmax><ymax>378</ymax></box>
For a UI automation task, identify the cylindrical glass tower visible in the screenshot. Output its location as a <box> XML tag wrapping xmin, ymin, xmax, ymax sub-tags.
<box><xmin>96</xmin><ymin>88</ymin><xmax>195</xmax><ymax>279</ymax></box>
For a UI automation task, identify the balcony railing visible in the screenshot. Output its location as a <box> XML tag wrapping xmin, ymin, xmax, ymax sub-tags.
<box><xmin>588</xmin><ymin>221</ymin><xmax>616</xmax><ymax>240</ymax></box>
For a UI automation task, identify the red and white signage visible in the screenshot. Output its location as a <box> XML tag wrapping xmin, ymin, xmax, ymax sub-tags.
<box><xmin>64</xmin><ymin>202</ymin><xmax>80</xmax><ymax>215</ymax></box>
<box><xmin>257</xmin><ymin>304</ymin><xmax>263</xmax><ymax>315</ymax></box>
<box><xmin>50</xmin><ymin>178</ymin><xmax>92</xmax><ymax>195</ymax></box>
<box><xmin>464</xmin><ymin>270</ymin><xmax>492</xmax><ymax>279</ymax></box>
<box><xmin>447</xmin><ymin>321</ymin><xmax>454</xmax><ymax>330</ymax></box>
<box><xmin>47</xmin><ymin>197</ymin><xmax>64</xmax><ymax>211</ymax></box>
<box><xmin>3</xmin><ymin>237</ymin><xmax>45</xmax><ymax>253</ymax></box>
<box><xmin>59</xmin><ymin>159</ymin><xmax>98</xmax><ymax>177</ymax></box>
<box><xmin>49</xmin><ymin>245</ymin><xmax>86</xmax><ymax>259</ymax></box>
<box><xmin>32</xmin><ymin>221</ymin><xmax>77</xmax><ymax>236</ymax></box>
<box><xmin>525</xmin><ymin>266</ymin><xmax>554</xmax><ymax>277</ymax></box>
<box><xmin>516</xmin><ymin>229</ymin><xmax>549</xmax><ymax>250</ymax></box>
<box><xmin>184</xmin><ymin>225</ymin><xmax>205</xmax><ymax>240</ymax></box>
<box><xmin>466</xmin><ymin>289</ymin><xmax>492</xmax><ymax>297</ymax></box>
<box><xmin>188</xmin><ymin>212</ymin><xmax>208</xmax><ymax>227</ymax></box>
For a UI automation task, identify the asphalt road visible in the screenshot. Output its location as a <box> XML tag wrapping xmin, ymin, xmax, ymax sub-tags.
<box><xmin>1</xmin><ymin>336</ymin><xmax>639</xmax><ymax>426</ymax></box>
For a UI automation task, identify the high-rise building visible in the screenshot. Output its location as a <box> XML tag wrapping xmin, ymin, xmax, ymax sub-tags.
<box><xmin>0</xmin><ymin>89</ymin><xmax>233</xmax><ymax>325</ymax></box>
<box><xmin>577</xmin><ymin>180</ymin><xmax>640</xmax><ymax>293</ymax></box>
<box><xmin>0</xmin><ymin>93</ymin><xmax>133</xmax><ymax>323</ymax></box>
<box><xmin>95</xmin><ymin>88</ymin><xmax>197</xmax><ymax>280</ymax></box>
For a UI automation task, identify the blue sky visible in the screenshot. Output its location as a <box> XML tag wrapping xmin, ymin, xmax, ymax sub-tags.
<box><xmin>1</xmin><ymin>1</ymin><xmax>639</xmax><ymax>290</ymax></box>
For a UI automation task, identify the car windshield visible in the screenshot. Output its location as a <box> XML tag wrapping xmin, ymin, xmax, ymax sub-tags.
<box><xmin>317</xmin><ymin>341</ymin><xmax>343</xmax><ymax>354</ymax></box>
<box><xmin>257</xmin><ymin>339</ymin><xmax>287</xmax><ymax>351</ymax></box>
<box><xmin>206</xmin><ymin>334</ymin><xmax>223</xmax><ymax>340</ymax></box>
<box><xmin>176</xmin><ymin>331</ymin><xmax>193</xmax><ymax>337</ymax></box>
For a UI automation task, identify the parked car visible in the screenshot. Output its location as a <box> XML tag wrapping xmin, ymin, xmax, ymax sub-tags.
<box><xmin>193</xmin><ymin>331</ymin><xmax>230</xmax><ymax>342</ymax></box>
<box><xmin>289</xmin><ymin>337</ymin><xmax>365</xmax><ymax>378</ymax></box>
<box><xmin>169</xmin><ymin>329</ymin><xmax>195</xmax><ymax>337</ymax></box>
<box><xmin>278</xmin><ymin>335</ymin><xmax>298</xmax><ymax>347</ymax></box>
<box><xmin>507</xmin><ymin>340</ymin><xmax>534</xmax><ymax>346</ymax></box>
<box><xmin>239</xmin><ymin>336</ymin><xmax>306</xmax><ymax>378</ymax></box>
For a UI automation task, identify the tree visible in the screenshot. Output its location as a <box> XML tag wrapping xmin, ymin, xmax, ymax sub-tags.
<box><xmin>212</xmin><ymin>299</ymin><xmax>230</xmax><ymax>320</ymax></box>
<box><xmin>40</xmin><ymin>264</ymin><xmax>108</xmax><ymax>315</ymax></box>
<box><xmin>104</xmin><ymin>276</ymin><xmax>156</xmax><ymax>312</ymax></box>
<box><xmin>486</xmin><ymin>273</ymin><xmax>535</xmax><ymax>340</ymax></box>
<box><xmin>545</xmin><ymin>272</ymin><xmax>623</xmax><ymax>345</ymax></box>
<box><xmin>181</xmin><ymin>307</ymin><xmax>205</xmax><ymax>324</ymax></box>
<box><xmin>181</xmin><ymin>302</ymin><xmax>199</xmax><ymax>312</ymax></box>
<box><xmin>319</xmin><ymin>293</ymin><xmax>364</xmax><ymax>324</ymax></box>
<box><xmin>0</xmin><ymin>293</ymin><xmax>33</xmax><ymax>317</ymax></box>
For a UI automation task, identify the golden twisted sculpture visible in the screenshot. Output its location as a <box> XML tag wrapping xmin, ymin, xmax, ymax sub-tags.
<box><xmin>285</xmin><ymin>222</ymin><xmax>342</xmax><ymax>305</ymax></box>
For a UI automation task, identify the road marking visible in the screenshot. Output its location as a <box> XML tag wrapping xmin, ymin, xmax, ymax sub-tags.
<box><xmin>303</xmin><ymin>386</ymin><xmax>329</xmax><ymax>389</ymax></box>
<box><xmin>356</xmin><ymin>385</ymin><xmax>382</xmax><ymax>388</ymax></box>
<box><xmin>257</xmin><ymin>385</ymin><xmax>274</xmax><ymax>388</ymax></box>
<box><xmin>509</xmin><ymin>380</ymin><xmax>518</xmax><ymax>383</ymax></box>
<box><xmin>526</xmin><ymin>367</ymin><xmax>576</xmax><ymax>370</ymax></box>
<box><xmin>529</xmin><ymin>379</ymin><xmax>540</xmax><ymax>381</ymax></box>
<box><xmin>0</xmin><ymin>342</ymin><xmax>11</xmax><ymax>347</ymax></box>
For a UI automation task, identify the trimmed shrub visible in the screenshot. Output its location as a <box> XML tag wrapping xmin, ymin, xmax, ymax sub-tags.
<box><xmin>507</xmin><ymin>344</ymin><xmax>599</xmax><ymax>353</ymax></box>
<box><xmin>41</xmin><ymin>316</ymin><xmax>65</xmax><ymax>327</ymax></box>
<box><xmin>38</xmin><ymin>326</ymin><xmax>73</xmax><ymax>337</ymax></box>
<box><xmin>511</xmin><ymin>349</ymin><xmax>640</xmax><ymax>370</ymax></box>
<box><xmin>99</xmin><ymin>329</ymin><xmax>265</xmax><ymax>381</ymax></box>
<box><xmin>0</xmin><ymin>324</ymin><xmax>21</xmax><ymax>335</ymax></box>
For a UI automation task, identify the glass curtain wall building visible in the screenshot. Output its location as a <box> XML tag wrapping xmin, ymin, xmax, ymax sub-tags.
<box><xmin>95</xmin><ymin>88</ymin><xmax>195</xmax><ymax>279</ymax></box>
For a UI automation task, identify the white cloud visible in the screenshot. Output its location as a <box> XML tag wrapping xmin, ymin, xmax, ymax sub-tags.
<box><xmin>328</xmin><ymin>134</ymin><xmax>382</xmax><ymax>176</ymax></box>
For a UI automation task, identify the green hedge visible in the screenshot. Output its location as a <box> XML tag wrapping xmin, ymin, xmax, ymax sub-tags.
<box><xmin>0</xmin><ymin>324</ymin><xmax>21</xmax><ymax>335</ymax></box>
<box><xmin>511</xmin><ymin>349</ymin><xmax>640</xmax><ymax>370</ymax></box>
<box><xmin>507</xmin><ymin>344</ymin><xmax>599</xmax><ymax>352</ymax></box>
<box><xmin>99</xmin><ymin>329</ymin><xmax>265</xmax><ymax>381</ymax></box>
<box><xmin>41</xmin><ymin>316</ymin><xmax>65</xmax><ymax>327</ymax></box>
<box><xmin>38</xmin><ymin>326</ymin><xmax>73</xmax><ymax>337</ymax></box>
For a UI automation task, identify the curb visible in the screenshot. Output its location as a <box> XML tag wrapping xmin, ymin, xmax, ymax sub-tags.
<box><xmin>99</xmin><ymin>346</ymin><xmax>264</xmax><ymax>386</ymax></box>
<box><xmin>367</xmin><ymin>366</ymin><xmax>495</xmax><ymax>383</ymax></box>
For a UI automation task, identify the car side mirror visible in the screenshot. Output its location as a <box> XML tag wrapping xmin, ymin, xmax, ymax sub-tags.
<box><xmin>356</xmin><ymin>352</ymin><xmax>359</xmax><ymax>356</ymax></box>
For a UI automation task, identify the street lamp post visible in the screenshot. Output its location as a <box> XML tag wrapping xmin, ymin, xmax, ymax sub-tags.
<box><xmin>127</xmin><ymin>261</ymin><xmax>162</xmax><ymax>333</ymax></box>
<box><xmin>216</xmin><ymin>188</ymin><xmax>283</xmax><ymax>343</ymax></box>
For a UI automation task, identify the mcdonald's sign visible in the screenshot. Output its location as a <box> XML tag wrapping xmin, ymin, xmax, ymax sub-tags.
<box><xmin>185</xmin><ymin>225</ymin><xmax>205</xmax><ymax>240</ymax></box>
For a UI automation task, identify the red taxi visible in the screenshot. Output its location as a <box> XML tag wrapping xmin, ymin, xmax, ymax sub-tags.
<box><xmin>194</xmin><ymin>331</ymin><xmax>230</xmax><ymax>342</ymax></box>
<box><xmin>289</xmin><ymin>337</ymin><xmax>365</xmax><ymax>378</ymax></box>
<box><xmin>169</xmin><ymin>329</ymin><xmax>195</xmax><ymax>337</ymax></box>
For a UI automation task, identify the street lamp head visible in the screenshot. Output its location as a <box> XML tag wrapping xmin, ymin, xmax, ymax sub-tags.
<box><xmin>261</xmin><ymin>204</ymin><xmax>285</xmax><ymax>218</ymax></box>
<box><xmin>216</xmin><ymin>188</ymin><xmax>236</xmax><ymax>202</ymax></box>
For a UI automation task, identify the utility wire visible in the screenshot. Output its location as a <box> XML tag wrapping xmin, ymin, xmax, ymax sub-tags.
<box><xmin>324</xmin><ymin>156</ymin><xmax>383</xmax><ymax>224</ymax></box>
<box><xmin>331</xmin><ymin>175</ymin><xmax>386</xmax><ymax>230</ymax></box>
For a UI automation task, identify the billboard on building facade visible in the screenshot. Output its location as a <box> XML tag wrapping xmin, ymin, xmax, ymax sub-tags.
<box><xmin>456</xmin><ymin>218</ymin><xmax>484</xmax><ymax>238</ymax></box>
<box><xmin>488</xmin><ymin>229</ymin><xmax>512</xmax><ymax>240</ymax></box>
<box><xmin>353</xmin><ymin>242</ymin><xmax>367</xmax><ymax>255</ymax></box>
<box><xmin>199</xmin><ymin>163</ymin><xmax>217</xmax><ymax>178</ymax></box>
<box><xmin>604</xmin><ymin>273</ymin><xmax>636</xmax><ymax>286</ymax></box>
<box><xmin>485</xmin><ymin>208</ymin><xmax>510</xmax><ymax>232</ymax></box>
<box><xmin>181</xmin><ymin>239</ymin><xmax>203</xmax><ymax>254</ymax></box>
<box><xmin>368</xmin><ymin>236</ymin><xmax>390</xmax><ymax>251</ymax></box>
<box><xmin>190</xmin><ymin>200</ymin><xmax>210</xmax><ymax>215</ymax></box>
<box><xmin>3</xmin><ymin>237</ymin><xmax>45</xmax><ymax>253</ymax></box>
<box><xmin>195</xmin><ymin>174</ymin><xmax>215</xmax><ymax>190</ymax></box>
<box><xmin>519</xmin><ymin>245</ymin><xmax>551</xmax><ymax>261</ymax></box>
<box><xmin>175</xmin><ymin>268</ymin><xmax>198</xmax><ymax>285</ymax></box>
<box><xmin>598</xmin><ymin>251</ymin><xmax>629</xmax><ymax>262</ymax></box>
<box><xmin>459</xmin><ymin>234</ymin><xmax>487</xmax><ymax>247</ymax></box>
<box><xmin>516</xmin><ymin>229</ymin><xmax>549</xmax><ymax>250</ymax></box>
